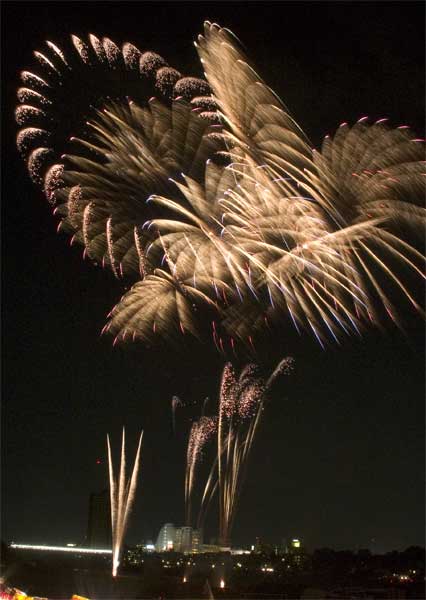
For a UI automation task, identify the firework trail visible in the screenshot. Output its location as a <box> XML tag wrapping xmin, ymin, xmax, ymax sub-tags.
<box><xmin>197</xmin><ymin>358</ymin><xmax>294</xmax><ymax>545</ymax></box>
<box><xmin>184</xmin><ymin>416</ymin><xmax>218</xmax><ymax>526</ymax></box>
<box><xmin>16</xmin><ymin>23</ymin><xmax>425</xmax><ymax>351</ymax></box>
<box><xmin>266</xmin><ymin>356</ymin><xmax>296</xmax><ymax>388</ymax></box>
<box><xmin>202</xmin><ymin>396</ymin><xmax>210</xmax><ymax>415</ymax></box>
<box><xmin>171</xmin><ymin>395</ymin><xmax>182</xmax><ymax>435</ymax></box>
<box><xmin>107</xmin><ymin>428</ymin><xmax>143</xmax><ymax>577</ymax></box>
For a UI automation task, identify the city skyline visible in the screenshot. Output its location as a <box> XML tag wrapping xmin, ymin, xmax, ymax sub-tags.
<box><xmin>2</xmin><ymin>0</ymin><xmax>425</xmax><ymax>557</ymax></box>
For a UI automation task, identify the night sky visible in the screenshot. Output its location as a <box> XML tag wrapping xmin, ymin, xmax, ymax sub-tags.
<box><xmin>2</xmin><ymin>1</ymin><xmax>425</xmax><ymax>553</ymax></box>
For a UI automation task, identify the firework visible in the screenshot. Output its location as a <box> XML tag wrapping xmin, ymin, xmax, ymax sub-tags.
<box><xmin>184</xmin><ymin>416</ymin><xmax>217</xmax><ymax>526</ymax></box>
<box><xmin>107</xmin><ymin>428</ymin><xmax>143</xmax><ymax>577</ymax></box>
<box><xmin>202</xmin><ymin>396</ymin><xmax>210</xmax><ymax>415</ymax></box>
<box><xmin>219</xmin><ymin>363</ymin><xmax>238</xmax><ymax>419</ymax></box>
<box><xmin>16</xmin><ymin>23</ymin><xmax>425</xmax><ymax>350</ymax></box>
<box><xmin>171</xmin><ymin>395</ymin><xmax>182</xmax><ymax>435</ymax></box>
<box><xmin>266</xmin><ymin>357</ymin><xmax>295</xmax><ymax>389</ymax></box>
<box><xmin>197</xmin><ymin>358</ymin><xmax>295</xmax><ymax>545</ymax></box>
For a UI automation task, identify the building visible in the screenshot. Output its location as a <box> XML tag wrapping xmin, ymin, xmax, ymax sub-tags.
<box><xmin>288</xmin><ymin>538</ymin><xmax>306</xmax><ymax>568</ymax></box>
<box><xmin>155</xmin><ymin>524</ymin><xmax>203</xmax><ymax>553</ymax></box>
<box><xmin>191</xmin><ymin>528</ymin><xmax>202</xmax><ymax>553</ymax></box>
<box><xmin>175</xmin><ymin>526</ymin><xmax>192</xmax><ymax>553</ymax></box>
<box><xmin>175</xmin><ymin>526</ymin><xmax>203</xmax><ymax>553</ymax></box>
<box><xmin>155</xmin><ymin>523</ymin><xmax>176</xmax><ymax>552</ymax></box>
<box><xmin>86</xmin><ymin>489</ymin><xmax>111</xmax><ymax>548</ymax></box>
<box><xmin>174</xmin><ymin>526</ymin><xmax>182</xmax><ymax>551</ymax></box>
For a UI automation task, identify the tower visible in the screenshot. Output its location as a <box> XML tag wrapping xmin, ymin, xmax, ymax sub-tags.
<box><xmin>86</xmin><ymin>489</ymin><xmax>111</xmax><ymax>548</ymax></box>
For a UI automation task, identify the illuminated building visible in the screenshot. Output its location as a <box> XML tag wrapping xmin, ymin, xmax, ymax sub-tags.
<box><xmin>144</xmin><ymin>542</ymin><xmax>155</xmax><ymax>552</ymax></box>
<box><xmin>179</xmin><ymin>526</ymin><xmax>192</xmax><ymax>553</ymax></box>
<box><xmin>191</xmin><ymin>528</ymin><xmax>202</xmax><ymax>553</ymax></box>
<box><xmin>174</xmin><ymin>526</ymin><xmax>182</xmax><ymax>551</ymax></box>
<box><xmin>174</xmin><ymin>526</ymin><xmax>194</xmax><ymax>553</ymax></box>
<box><xmin>287</xmin><ymin>538</ymin><xmax>306</xmax><ymax>568</ymax></box>
<box><xmin>200</xmin><ymin>543</ymin><xmax>222</xmax><ymax>553</ymax></box>
<box><xmin>155</xmin><ymin>523</ymin><xmax>176</xmax><ymax>551</ymax></box>
<box><xmin>155</xmin><ymin>524</ymin><xmax>203</xmax><ymax>553</ymax></box>
<box><xmin>86</xmin><ymin>489</ymin><xmax>111</xmax><ymax>548</ymax></box>
<box><xmin>174</xmin><ymin>526</ymin><xmax>203</xmax><ymax>553</ymax></box>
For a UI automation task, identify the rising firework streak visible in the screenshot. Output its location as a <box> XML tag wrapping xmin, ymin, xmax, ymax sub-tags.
<box><xmin>171</xmin><ymin>395</ymin><xmax>182</xmax><ymax>435</ymax></box>
<box><xmin>194</xmin><ymin>358</ymin><xmax>294</xmax><ymax>544</ymax></box>
<box><xmin>185</xmin><ymin>416</ymin><xmax>218</xmax><ymax>526</ymax></box>
<box><xmin>107</xmin><ymin>428</ymin><xmax>143</xmax><ymax>577</ymax></box>
<box><xmin>216</xmin><ymin>360</ymin><xmax>294</xmax><ymax>544</ymax></box>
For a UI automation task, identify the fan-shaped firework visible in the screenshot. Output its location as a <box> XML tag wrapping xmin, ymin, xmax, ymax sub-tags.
<box><xmin>16</xmin><ymin>23</ymin><xmax>425</xmax><ymax>350</ymax></box>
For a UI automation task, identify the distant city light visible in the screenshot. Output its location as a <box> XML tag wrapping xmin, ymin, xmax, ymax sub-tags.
<box><xmin>182</xmin><ymin>576</ymin><xmax>187</xmax><ymax>583</ymax></box>
<box><xmin>66</xmin><ymin>543</ymin><xmax>77</xmax><ymax>547</ymax></box>
<box><xmin>220</xmin><ymin>579</ymin><xmax>225</xmax><ymax>589</ymax></box>
<box><xmin>10</xmin><ymin>543</ymin><xmax>111</xmax><ymax>554</ymax></box>
<box><xmin>261</xmin><ymin>565</ymin><xmax>274</xmax><ymax>573</ymax></box>
<box><xmin>291</xmin><ymin>538</ymin><xmax>301</xmax><ymax>548</ymax></box>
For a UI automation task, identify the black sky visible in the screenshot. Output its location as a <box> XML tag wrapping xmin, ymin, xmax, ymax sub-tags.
<box><xmin>2</xmin><ymin>1</ymin><xmax>425</xmax><ymax>553</ymax></box>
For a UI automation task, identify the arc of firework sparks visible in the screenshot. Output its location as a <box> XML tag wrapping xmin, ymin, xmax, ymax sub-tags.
<box><xmin>16</xmin><ymin>24</ymin><xmax>425</xmax><ymax>353</ymax></box>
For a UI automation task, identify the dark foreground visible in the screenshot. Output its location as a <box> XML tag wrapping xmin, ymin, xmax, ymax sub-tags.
<box><xmin>2</xmin><ymin>546</ymin><xmax>425</xmax><ymax>599</ymax></box>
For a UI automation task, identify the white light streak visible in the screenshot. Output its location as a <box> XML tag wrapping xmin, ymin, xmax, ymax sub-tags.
<box><xmin>10</xmin><ymin>543</ymin><xmax>111</xmax><ymax>554</ymax></box>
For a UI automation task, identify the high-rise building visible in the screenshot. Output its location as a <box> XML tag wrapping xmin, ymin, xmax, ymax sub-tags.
<box><xmin>86</xmin><ymin>489</ymin><xmax>111</xmax><ymax>548</ymax></box>
<box><xmin>174</xmin><ymin>527</ymin><xmax>182</xmax><ymax>551</ymax></box>
<box><xmin>156</xmin><ymin>524</ymin><xmax>203</xmax><ymax>553</ymax></box>
<box><xmin>180</xmin><ymin>526</ymin><xmax>192</xmax><ymax>553</ymax></box>
<box><xmin>191</xmin><ymin>528</ymin><xmax>202</xmax><ymax>553</ymax></box>
<box><xmin>155</xmin><ymin>523</ymin><xmax>176</xmax><ymax>552</ymax></box>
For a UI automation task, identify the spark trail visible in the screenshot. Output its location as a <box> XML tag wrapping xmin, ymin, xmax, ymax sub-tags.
<box><xmin>197</xmin><ymin>358</ymin><xmax>294</xmax><ymax>545</ymax></box>
<box><xmin>171</xmin><ymin>395</ymin><xmax>182</xmax><ymax>435</ymax></box>
<box><xmin>107</xmin><ymin>428</ymin><xmax>143</xmax><ymax>577</ymax></box>
<box><xmin>185</xmin><ymin>416</ymin><xmax>217</xmax><ymax>526</ymax></box>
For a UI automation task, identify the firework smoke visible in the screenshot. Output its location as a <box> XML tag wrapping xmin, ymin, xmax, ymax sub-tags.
<box><xmin>107</xmin><ymin>428</ymin><xmax>143</xmax><ymax>577</ymax></box>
